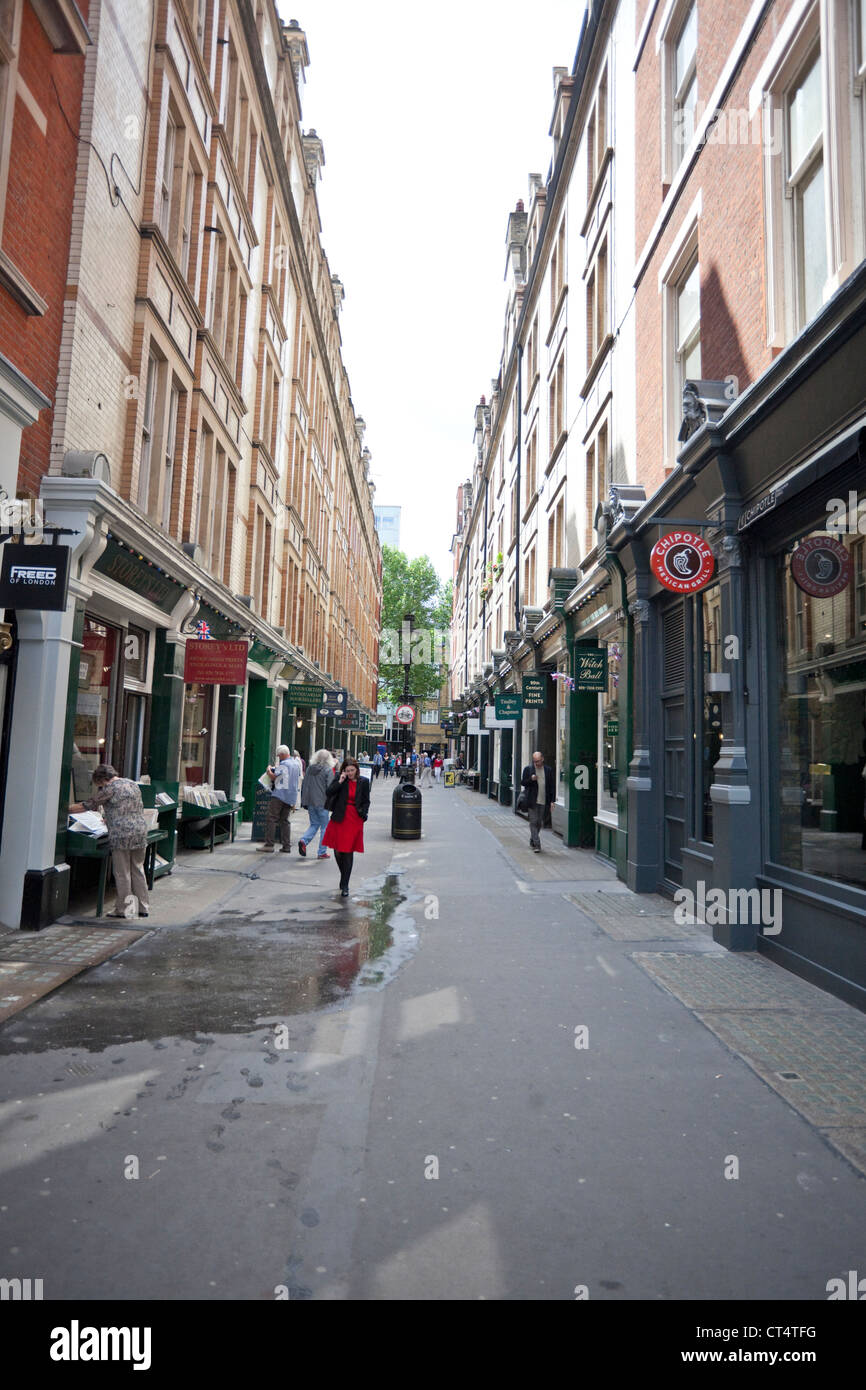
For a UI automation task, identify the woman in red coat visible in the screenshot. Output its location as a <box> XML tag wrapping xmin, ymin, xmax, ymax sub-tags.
<box><xmin>322</xmin><ymin>757</ymin><xmax>371</xmax><ymax>897</ymax></box>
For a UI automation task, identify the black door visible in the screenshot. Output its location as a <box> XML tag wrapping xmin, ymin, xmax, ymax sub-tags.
<box><xmin>661</xmin><ymin>602</ymin><xmax>686</xmax><ymax>886</ymax></box>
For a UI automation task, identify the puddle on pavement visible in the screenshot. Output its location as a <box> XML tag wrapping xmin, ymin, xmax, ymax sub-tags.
<box><xmin>0</xmin><ymin>873</ymin><xmax>419</xmax><ymax>1054</ymax></box>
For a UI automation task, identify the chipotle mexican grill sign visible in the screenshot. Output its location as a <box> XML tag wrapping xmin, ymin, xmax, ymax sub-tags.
<box><xmin>650</xmin><ymin>531</ymin><xmax>715</xmax><ymax>594</ymax></box>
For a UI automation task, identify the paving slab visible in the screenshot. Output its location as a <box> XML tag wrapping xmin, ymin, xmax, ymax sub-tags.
<box><xmin>0</xmin><ymin>927</ymin><xmax>147</xmax><ymax>1021</ymax></box>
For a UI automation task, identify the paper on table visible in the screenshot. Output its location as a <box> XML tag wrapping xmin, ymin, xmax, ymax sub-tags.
<box><xmin>68</xmin><ymin>811</ymin><xmax>108</xmax><ymax>837</ymax></box>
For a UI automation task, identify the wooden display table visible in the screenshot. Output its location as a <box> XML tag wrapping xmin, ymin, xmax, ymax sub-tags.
<box><xmin>66</xmin><ymin>828</ymin><xmax>169</xmax><ymax>917</ymax></box>
<box><xmin>179</xmin><ymin>799</ymin><xmax>243</xmax><ymax>852</ymax></box>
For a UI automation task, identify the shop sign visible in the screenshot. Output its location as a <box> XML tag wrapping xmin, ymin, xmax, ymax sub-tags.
<box><xmin>522</xmin><ymin>674</ymin><xmax>547</xmax><ymax>707</ymax></box>
<box><xmin>395</xmin><ymin>705</ymin><xmax>415</xmax><ymax>725</ymax></box>
<box><xmin>606</xmin><ymin>719</ymin><xmax>619</xmax><ymax>737</ymax></box>
<box><xmin>484</xmin><ymin>705</ymin><xmax>516</xmax><ymax>729</ymax></box>
<box><xmin>495</xmin><ymin>693</ymin><xmax>523</xmax><ymax>720</ymax></box>
<box><xmin>575</xmin><ymin>647</ymin><xmax>608</xmax><ymax>691</ymax></box>
<box><xmin>368</xmin><ymin>721</ymin><xmax>386</xmax><ymax>736</ymax></box>
<box><xmin>791</xmin><ymin>535</ymin><xmax>852</xmax><ymax>598</ymax></box>
<box><xmin>93</xmin><ymin>538</ymin><xmax>184</xmax><ymax>613</ymax></box>
<box><xmin>319</xmin><ymin>690</ymin><xmax>348</xmax><ymax>715</ymax></box>
<box><xmin>738</xmin><ymin>489</ymin><xmax>779</xmax><ymax>531</ymax></box>
<box><xmin>650</xmin><ymin>531</ymin><xmax>715</xmax><ymax>594</ymax></box>
<box><xmin>467</xmin><ymin>718</ymin><xmax>481</xmax><ymax>734</ymax></box>
<box><xmin>339</xmin><ymin>711</ymin><xmax>366</xmax><ymax>730</ymax></box>
<box><xmin>183</xmin><ymin>639</ymin><xmax>248</xmax><ymax>685</ymax></box>
<box><xmin>0</xmin><ymin>543</ymin><xmax>71</xmax><ymax>611</ymax></box>
<box><xmin>288</xmin><ymin>683</ymin><xmax>324</xmax><ymax>707</ymax></box>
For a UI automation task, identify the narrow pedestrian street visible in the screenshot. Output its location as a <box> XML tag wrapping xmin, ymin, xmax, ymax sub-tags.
<box><xmin>1</xmin><ymin>784</ymin><xmax>863</xmax><ymax>1302</ymax></box>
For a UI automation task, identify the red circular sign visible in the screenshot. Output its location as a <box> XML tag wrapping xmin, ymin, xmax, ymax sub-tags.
<box><xmin>650</xmin><ymin>531</ymin><xmax>715</xmax><ymax>593</ymax></box>
<box><xmin>791</xmin><ymin>535</ymin><xmax>852</xmax><ymax>598</ymax></box>
<box><xmin>395</xmin><ymin>705</ymin><xmax>415</xmax><ymax>724</ymax></box>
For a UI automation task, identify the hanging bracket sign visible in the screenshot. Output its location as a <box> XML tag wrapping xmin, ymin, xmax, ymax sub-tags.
<box><xmin>650</xmin><ymin>531</ymin><xmax>715</xmax><ymax>594</ymax></box>
<box><xmin>0</xmin><ymin>543</ymin><xmax>71</xmax><ymax>611</ymax></box>
<box><xmin>183</xmin><ymin>639</ymin><xmax>248</xmax><ymax>685</ymax></box>
<box><xmin>791</xmin><ymin>535</ymin><xmax>851</xmax><ymax>598</ymax></box>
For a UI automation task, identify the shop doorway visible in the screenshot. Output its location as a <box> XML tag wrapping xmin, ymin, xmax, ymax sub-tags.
<box><xmin>661</xmin><ymin>602</ymin><xmax>686</xmax><ymax>887</ymax></box>
<box><xmin>121</xmin><ymin>691</ymin><xmax>150</xmax><ymax>780</ymax></box>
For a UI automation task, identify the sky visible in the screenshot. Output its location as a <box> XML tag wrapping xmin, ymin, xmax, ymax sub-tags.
<box><xmin>276</xmin><ymin>1</ymin><xmax>584</xmax><ymax>582</ymax></box>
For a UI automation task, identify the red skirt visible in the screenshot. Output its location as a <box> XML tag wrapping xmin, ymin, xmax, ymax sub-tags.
<box><xmin>322</xmin><ymin>803</ymin><xmax>365</xmax><ymax>853</ymax></box>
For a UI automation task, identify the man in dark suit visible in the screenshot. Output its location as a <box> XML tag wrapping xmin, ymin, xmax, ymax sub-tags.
<box><xmin>521</xmin><ymin>750</ymin><xmax>556</xmax><ymax>853</ymax></box>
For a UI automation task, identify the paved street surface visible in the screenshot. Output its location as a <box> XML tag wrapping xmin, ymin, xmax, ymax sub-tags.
<box><xmin>1</xmin><ymin>782</ymin><xmax>864</xmax><ymax>1301</ymax></box>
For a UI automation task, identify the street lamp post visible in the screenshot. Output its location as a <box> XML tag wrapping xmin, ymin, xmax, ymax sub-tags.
<box><xmin>401</xmin><ymin>611</ymin><xmax>416</xmax><ymax>777</ymax></box>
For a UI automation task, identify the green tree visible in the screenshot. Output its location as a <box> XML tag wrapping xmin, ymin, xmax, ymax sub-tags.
<box><xmin>378</xmin><ymin>547</ymin><xmax>452</xmax><ymax>706</ymax></box>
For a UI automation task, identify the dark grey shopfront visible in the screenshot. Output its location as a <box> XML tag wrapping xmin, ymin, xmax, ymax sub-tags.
<box><xmin>612</xmin><ymin>263</ymin><xmax>866</xmax><ymax>1010</ymax></box>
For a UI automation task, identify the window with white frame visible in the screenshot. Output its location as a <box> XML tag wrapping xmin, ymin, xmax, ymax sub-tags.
<box><xmin>138</xmin><ymin>353</ymin><xmax>159</xmax><ymax>512</ymax></box>
<box><xmin>660</xmin><ymin>211</ymin><xmax>701</xmax><ymax>465</ymax></box>
<box><xmin>548</xmin><ymin>351</ymin><xmax>566</xmax><ymax>457</ymax></box>
<box><xmin>584</xmin><ymin>418</ymin><xmax>608</xmax><ymax>556</ymax></box>
<box><xmin>675</xmin><ymin>255</ymin><xmax>701</xmax><ymax>397</ymax></box>
<box><xmin>0</xmin><ymin>0</ymin><xmax>21</xmax><ymax>246</ymax></box>
<box><xmin>660</xmin><ymin>0</ymin><xmax>698</xmax><ymax>181</ymax></box>
<box><xmin>161</xmin><ymin>382</ymin><xmax>180</xmax><ymax>532</ymax></box>
<box><xmin>584</xmin><ymin>234</ymin><xmax>609</xmax><ymax>379</ymax></box>
<box><xmin>753</xmin><ymin>7</ymin><xmax>853</xmax><ymax>346</ymax></box>
<box><xmin>786</xmin><ymin>44</ymin><xmax>826</xmax><ymax>329</ymax></box>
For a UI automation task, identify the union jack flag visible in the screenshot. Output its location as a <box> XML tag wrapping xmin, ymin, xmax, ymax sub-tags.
<box><xmin>194</xmin><ymin>620</ymin><xmax>211</xmax><ymax>640</ymax></box>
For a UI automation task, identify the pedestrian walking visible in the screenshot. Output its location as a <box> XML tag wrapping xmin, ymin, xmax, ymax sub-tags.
<box><xmin>322</xmin><ymin>757</ymin><xmax>370</xmax><ymax>897</ymax></box>
<box><xmin>257</xmin><ymin>744</ymin><xmax>300</xmax><ymax>853</ymax></box>
<box><xmin>433</xmin><ymin>755</ymin><xmax>443</xmax><ymax>783</ymax></box>
<box><xmin>298</xmin><ymin>749</ymin><xmax>335</xmax><ymax>859</ymax></box>
<box><xmin>420</xmin><ymin>753</ymin><xmax>432</xmax><ymax>788</ymax></box>
<box><xmin>520</xmin><ymin>750</ymin><xmax>556</xmax><ymax>852</ymax></box>
<box><xmin>69</xmin><ymin>764</ymin><xmax>150</xmax><ymax>917</ymax></box>
<box><xmin>372</xmin><ymin>751</ymin><xmax>383</xmax><ymax>780</ymax></box>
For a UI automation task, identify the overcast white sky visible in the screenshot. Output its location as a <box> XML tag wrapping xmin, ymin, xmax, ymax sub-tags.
<box><xmin>276</xmin><ymin>1</ymin><xmax>584</xmax><ymax>582</ymax></box>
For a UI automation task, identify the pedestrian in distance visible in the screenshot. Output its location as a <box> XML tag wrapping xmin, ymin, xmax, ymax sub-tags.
<box><xmin>521</xmin><ymin>750</ymin><xmax>555</xmax><ymax>853</ymax></box>
<box><xmin>69</xmin><ymin>764</ymin><xmax>150</xmax><ymax>918</ymax></box>
<box><xmin>433</xmin><ymin>754</ymin><xmax>443</xmax><ymax>783</ymax></box>
<box><xmin>298</xmin><ymin>749</ymin><xmax>335</xmax><ymax>859</ymax></box>
<box><xmin>322</xmin><ymin>757</ymin><xmax>370</xmax><ymax>897</ymax></box>
<box><xmin>258</xmin><ymin>744</ymin><xmax>300</xmax><ymax>853</ymax></box>
<box><xmin>420</xmin><ymin>753</ymin><xmax>432</xmax><ymax>788</ymax></box>
<box><xmin>372</xmin><ymin>751</ymin><xmax>383</xmax><ymax>779</ymax></box>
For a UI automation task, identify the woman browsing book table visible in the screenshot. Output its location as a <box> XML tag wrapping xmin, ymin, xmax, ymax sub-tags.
<box><xmin>69</xmin><ymin>764</ymin><xmax>150</xmax><ymax>917</ymax></box>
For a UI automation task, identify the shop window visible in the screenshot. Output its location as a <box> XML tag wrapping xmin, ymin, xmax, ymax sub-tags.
<box><xmin>74</xmin><ymin>619</ymin><xmax>121</xmax><ymax>792</ymax></box>
<box><xmin>181</xmin><ymin>682</ymin><xmax>213</xmax><ymax>785</ymax></box>
<box><xmin>598</xmin><ymin>624</ymin><xmax>624</xmax><ymax>821</ymax></box>
<box><xmin>773</xmin><ymin>520</ymin><xmax>866</xmax><ymax>889</ymax></box>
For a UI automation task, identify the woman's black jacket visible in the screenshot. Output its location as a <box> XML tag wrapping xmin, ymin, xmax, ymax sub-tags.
<box><xmin>325</xmin><ymin>775</ymin><xmax>371</xmax><ymax>822</ymax></box>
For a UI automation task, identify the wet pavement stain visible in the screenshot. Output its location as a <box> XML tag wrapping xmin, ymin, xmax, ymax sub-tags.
<box><xmin>0</xmin><ymin>872</ymin><xmax>418</xmax><ymax>1055</ymax></box>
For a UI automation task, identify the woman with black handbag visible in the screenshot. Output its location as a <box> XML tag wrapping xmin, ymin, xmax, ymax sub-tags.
<box><xmin>321</xmin><ymin>757</ymin><xmax>371</xmax><ymax>897</ymax></box>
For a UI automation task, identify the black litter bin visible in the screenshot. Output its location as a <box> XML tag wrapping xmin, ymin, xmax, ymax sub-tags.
<box><xmin>392</xmin><ymin>778</ymin><xmax>422</xmax><ymax>840</ymax></box>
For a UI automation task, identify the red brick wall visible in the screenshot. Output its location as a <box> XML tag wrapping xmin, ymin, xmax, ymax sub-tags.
<box><xmin>634</xmin><ymin>0</ymin><xmax>797</xmax><ymax>497</ymax></box>
<box><xmin>0</xmin><ymin>0</ymin><xmax>88</xmax><ymax>497</ymax></box>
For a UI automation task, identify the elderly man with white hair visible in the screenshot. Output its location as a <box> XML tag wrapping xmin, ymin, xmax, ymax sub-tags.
<box><xmin>258</xmin><ymin>744</ymin><xmax>301</xmax><ymax>853</ymax></box>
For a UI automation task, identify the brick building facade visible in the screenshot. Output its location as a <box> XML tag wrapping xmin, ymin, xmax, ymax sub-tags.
<box><xmin>451</xmin><ymin>0</ymin><xmax>866</xmax><ymax>1006</ymax></box>
<box><xmin>0</xmin><ymin>1</ymin><xmax>382</xmax><ymax>930</ymax></box>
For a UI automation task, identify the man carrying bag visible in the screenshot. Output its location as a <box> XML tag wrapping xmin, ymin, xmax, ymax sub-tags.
<box><xmin>257</xmin><ymin>745</ymin><xmax>300</xmax><ymax>853</ymax></box>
